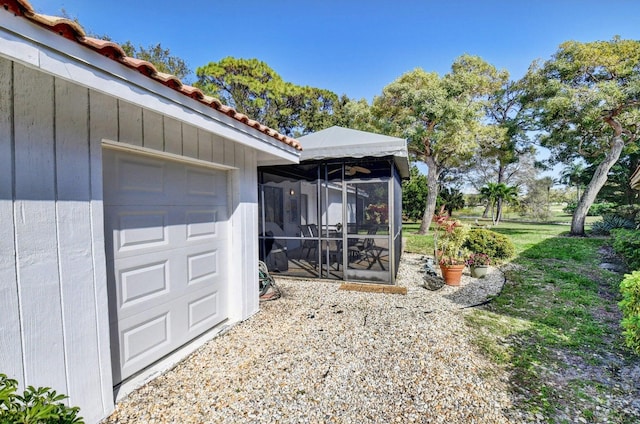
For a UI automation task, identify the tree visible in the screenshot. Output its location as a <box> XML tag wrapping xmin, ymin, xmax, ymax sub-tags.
<box><xmin>195</xmin><ymin>57</ymin><xmax>342</xmax><ymax>136</ymax></box>
<box><xmin>402</xmin><ymin>165</ymin><xmax>429</xmax><ymax>222</ymax></box>
<box><xmin>58</xmin><ymin>10</ymin><xmax>192</xmax><ymax>83</ymax></box>
<box><xmin>525</xmin><ymin>37</ymin><xmax>640</xmax><ymax>235</ymax></box>
<box><xmin>472</xmin><ymin>79</ymin><xmax>534</xmax><ymax>216</ymax></box>
<box><xmin>121</xmin><ymin>42</ymin><xmax>191</xmax><ymax>81</ymax></box>
<box><xmin>373</xmin><ymin>55</ymin><xmax>508</xmax><ymax>234</ymax></box>
<box><xmin>559</xmin><ymin>162</ymin><xmax>585</xmax><ymax>203</ymax></box>
<box><xmin>332</xmin><ymin>97</ymin><xmax>377</xmax><ymax>132</ymax></box>
<box><xmin>520</xmin><ymin>177</ymin><xmax>554</xmax><ymax>221</ymax></box>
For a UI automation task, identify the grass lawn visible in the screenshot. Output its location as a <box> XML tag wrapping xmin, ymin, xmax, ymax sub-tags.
<box><xmin>403</xmin><ymin>219</ymin><xmax>639</xmax><ymax>423</ymax></box>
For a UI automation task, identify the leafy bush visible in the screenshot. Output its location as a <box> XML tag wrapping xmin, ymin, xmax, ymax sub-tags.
<box><xmin>463</xmin><ymin>228</ymin><xmax>515</xmax><ymax>264</ymax></box>
<box><xmin>563</xmin><ymin>201</ymin><xmax>617</xmax><ymax>216</ymax></box>
<box><xmin>590</xmin><ymin>214</ymin><xmax>636</xmax><ymax>235</ymax></box>
<box><xmin>619</xmin><ymin>271</ymin><xmax>640</xmax><ymax>355</ymax></box>
<box><xmin>611</xmin><ymin>228</ymin><xmax>640</xmax><ymax>271</ymax></box>
<box><xmin>0</xmin><ymin>373</ymin><xmax>83</xmax><ymax>423</ymax></box>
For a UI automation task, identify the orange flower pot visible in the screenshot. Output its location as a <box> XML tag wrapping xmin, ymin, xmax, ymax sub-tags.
<box><xmin>440</xmin><ymin>264</ymin><xmax>466</xmax><ymax>286</ymax></box>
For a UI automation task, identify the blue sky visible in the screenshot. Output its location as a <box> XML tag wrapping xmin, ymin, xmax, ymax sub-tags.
<box><xmin>32</xmin><ymin>0</ymin><xmax>640</xmax><ymax>184</ymax></box>
<box><xmin>35</xmin><ymin>0</ymin><xmax>640</xmax><ymax>102</ymax></box>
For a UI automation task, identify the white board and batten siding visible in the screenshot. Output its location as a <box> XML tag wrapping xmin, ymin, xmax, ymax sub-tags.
<box><xmin>0</xmin><ymin>55</ymin><xmax>261</xmax><ymax>423</ymax></box>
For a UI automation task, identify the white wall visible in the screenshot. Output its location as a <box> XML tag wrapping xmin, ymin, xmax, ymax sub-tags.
<box><xmin>0</xmin><ymin>56</ymin><xmax>262</xmax><ymax>423</ymax></box>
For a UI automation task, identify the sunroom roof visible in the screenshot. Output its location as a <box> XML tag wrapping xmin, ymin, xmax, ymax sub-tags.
<box><xmin>298</xmin><ymin>126</ymin><xmax>410</xmax><ymax>178</ymax></box>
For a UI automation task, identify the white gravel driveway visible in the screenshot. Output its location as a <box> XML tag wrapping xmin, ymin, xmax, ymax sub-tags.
<box><xmin>104</xmin><ymin>254</ymin><xmax>517</xmax><ymax>423</ymax></box>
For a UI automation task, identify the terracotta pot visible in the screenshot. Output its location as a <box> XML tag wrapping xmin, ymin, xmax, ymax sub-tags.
<box><xmin>470</xmin><ymin>265</ymin><xmax>488</xmax><ymax>278</ymax></box>
<box><xmin>440</xmin><ymin>264</ymin><xmax>466</xmax><ymax>286</ymax></box>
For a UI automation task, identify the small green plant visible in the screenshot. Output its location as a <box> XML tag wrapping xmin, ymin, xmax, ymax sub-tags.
<box><xmin>0</xmin><ymin>373</ymin><xmax>83</xmax><ymax>424</ymax></box>
<box><xmin>590</xmin><ymin>214</ymin><xmax>636</xmax><ymax>235</ymax></box>
<box><xmin>611</xmin><ymin>228</ymin><xmax>640</xmax><ymax>271</ymax></box>
<box><xmin>463</xmin><ymin>228</ymin><xmax>515</xmax><ymax>263</ymax></box>
<box><xmin>619</xmin><ymin>271</ymin><xmax>640</xmax><ymax>355</ymax></box>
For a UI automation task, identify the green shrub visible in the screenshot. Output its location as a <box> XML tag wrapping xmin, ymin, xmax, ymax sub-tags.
<box><xmin>463</xmin><ymin>228</ymin><xmax>515</xmax><ymax>264</ymax></box>
<box><xmin>590</xmin><ymin>214</ymin><xmax>636</xmax><ymax>235</ymax></box>
<box><xmin>0</xmin><ymin>373</ymin><xmax>83</xmax><ymax>423</ymax></box>
<box><xmin>611</xmin><ymin>228</ymin><xmax>640</xmax><ymax>271</ymax></box>
<box><xmin>619</xmin><ymin>271</ymin><xmax>640</xmax><ymax>355</ymax></box>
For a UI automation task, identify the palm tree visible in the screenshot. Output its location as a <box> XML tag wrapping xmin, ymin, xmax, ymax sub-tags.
<box><xmin>480</xmin><ymin>183</ymin><xmax>500</xmax><ymax>223</ymax></box>
<box><xmin>559</xmin><ymin>162</ymin><xmax>585</xmax><ymax>203</ymax></box>
<box><xmin>480</xmin><ymin>183</ymin><xmax>519</xmax><ymax>225</ymax></box>
<box><xmin>493</xmin><ymin>183</ymin><xmax>519</xmax><ymax>224</ymax></box>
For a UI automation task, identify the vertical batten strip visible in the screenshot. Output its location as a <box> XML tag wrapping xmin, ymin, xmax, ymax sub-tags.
<box><xmin>51</xmin><ymin>75</ymin><xmax>72</xmax><ymax>399</ymax></box>
<box><xmin>88</xmin><ymin>89</ymin><xmax>117</xmax><ymax>418</ymax></box>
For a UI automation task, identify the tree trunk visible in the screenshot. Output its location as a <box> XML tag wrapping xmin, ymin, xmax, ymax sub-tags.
<box><xmin>570</xmin><ymin>135</ymin><xmax>625</xmax><ymax>235</ymax></box>
<box><xmin>495</xmin><ymin>166</ymin><xmax>504</xmax><ymax>224</ymax></box>
<box><xmin>495</xmin><ymin>197</ymin><xmax>503</xmax><ymax>225</ymax></box>
<box><xmin>419</xmin><ymin>156</ymin><xmax>440</xmax><ymax>235</ymax></box>
<box><xmin>482</xmin><ymin>202</ymin><xmax>491</xmax><ymax>218</ymax></box>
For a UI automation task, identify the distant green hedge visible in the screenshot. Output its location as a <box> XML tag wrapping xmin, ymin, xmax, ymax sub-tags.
<box><xmin>563</xmin><ymin>201</ymin><xmax>616</xmax><ymax>216</ymax></box>
<box><xmin>611</xmin><ymin>228</ymin><xmax>640</xmax><ymax>271</ymax></box>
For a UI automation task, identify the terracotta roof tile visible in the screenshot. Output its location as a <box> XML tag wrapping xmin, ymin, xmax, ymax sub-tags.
<box><xmin>81</xmin><ymin>37</ymin><xmax>126</xmax><ymax>59</ymax></box>
<box><xmin>1</xmin><ymin>0</ymin><xmax>301</xmax><ymax>150</ymax></box>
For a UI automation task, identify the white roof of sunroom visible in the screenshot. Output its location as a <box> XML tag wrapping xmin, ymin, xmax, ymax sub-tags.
<box><xmin>297</xmin><ymin>126</ymin><xmax>410</xmax><ymax>178</ymax></box>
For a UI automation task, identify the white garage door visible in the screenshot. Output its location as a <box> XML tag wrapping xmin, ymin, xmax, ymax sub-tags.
<box><xmin>103</xmin><ymin>148</ymin><xmax>228</xmax><ymax>384</ymax></box>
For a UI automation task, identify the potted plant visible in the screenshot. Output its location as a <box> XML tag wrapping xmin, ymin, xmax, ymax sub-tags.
<box><xmin>466</xmin><ymin>252</ymin><xmax>491</xmax><ymax>278</ymax></box>
<box><xmin>433</xmin><ymin>212</ymin><xmax>469</xmax><ymax>286</ymax></box>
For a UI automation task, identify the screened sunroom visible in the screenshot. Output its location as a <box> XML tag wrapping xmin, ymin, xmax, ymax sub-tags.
<box><xmin>258</xmin><ymin>126</ymin><xmax>409</xmax><ymax>284</ymax></box>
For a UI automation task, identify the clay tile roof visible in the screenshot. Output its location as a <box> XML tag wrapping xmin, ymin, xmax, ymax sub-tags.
<box><xmin>180</xmin><ymin>85</ymin><xmax>205</xmax><ymax>100</ymax></box>
<box><xmin>81</xmin><ymin>37</ymin><xmax>126</xmax><ymax>59</ymax></box>
<box><xmin>153</xmin><ymin>71</ymin><xmax>183</xmax><ymax>89</ymax></box>
<box><xmin>2</xmin><ymin>0</ymin><xmax>301</xmax><ymax>151</ymax></box>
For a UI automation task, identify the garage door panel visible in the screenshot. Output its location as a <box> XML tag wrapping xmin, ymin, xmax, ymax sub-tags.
<box><xmin>185</xmin><ymin>287</ymin><xmax>224</xmax><ymax>335</ymax></box>
<box><xmin>185</xmin><ymin>209</ymin><xmax>225</xmax><ymax>241</ymax></box>
<box><xmin>119</xmin><ymin>260</ymin><xmax>170</xmax><ymax>307</ymax></box>
<box><xmin>104</xmin><ymin>208</ymin><xmax>170</xmax><ymax>255</ymax></box>
<box><xmin>114</xmin><ymin>307</ymin><xmax>173</xmax><ymax>382</ymax></box>
<box><xmin>187</xmin><ymin>249</ymin><xmax>219</xmax><ymax>285</ymax></box>
<box><xmin>183</xmin><ymin>166</ymin><xmax>227</xmax><ymax>205</ymax></box>
<box><xmin>104</xmin><ymin>148</ymin><xmax>228</xmax><ymax>385</ymax></box>
<box><xmin>106</xmin><ymin>206</ymin><xmax>228</xmax><ymax>259</ymax></box>
<box><xmin>111</xmin><ymin>244</ymin><xmax>227</xmax><ymax>320</ymax></box>
<box><xmin>184</xmin><ymin>208</ymin><xmax>228</xmax><ymax>243</ymax></box>
<box><xmin>108</xmin><ymin>257</ymin><xmax>177</xmax><ymax>321</ymax></box>
<box><xmin>103</xmin><ymin>151</ymin><xmax>170</xmax><ymax>206</ymax></box>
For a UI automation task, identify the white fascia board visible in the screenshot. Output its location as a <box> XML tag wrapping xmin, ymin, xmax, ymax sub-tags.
<box><xmin>0</xmin><ymin>12</ymin><xmax>299</xmax><ymax>165</ymax></box>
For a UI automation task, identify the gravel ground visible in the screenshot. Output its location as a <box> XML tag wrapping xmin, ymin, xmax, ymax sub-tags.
<box><xmin>104</xmin><ymin>253</ymin><xmax>519</xmax><ymax>424</ymax></box>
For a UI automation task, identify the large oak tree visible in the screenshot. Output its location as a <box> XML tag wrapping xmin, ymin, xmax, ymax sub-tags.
<box><xmin>525</xmin><ymin>37</ymin><xmax>640</xmax><ymax>235</ymax></box>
